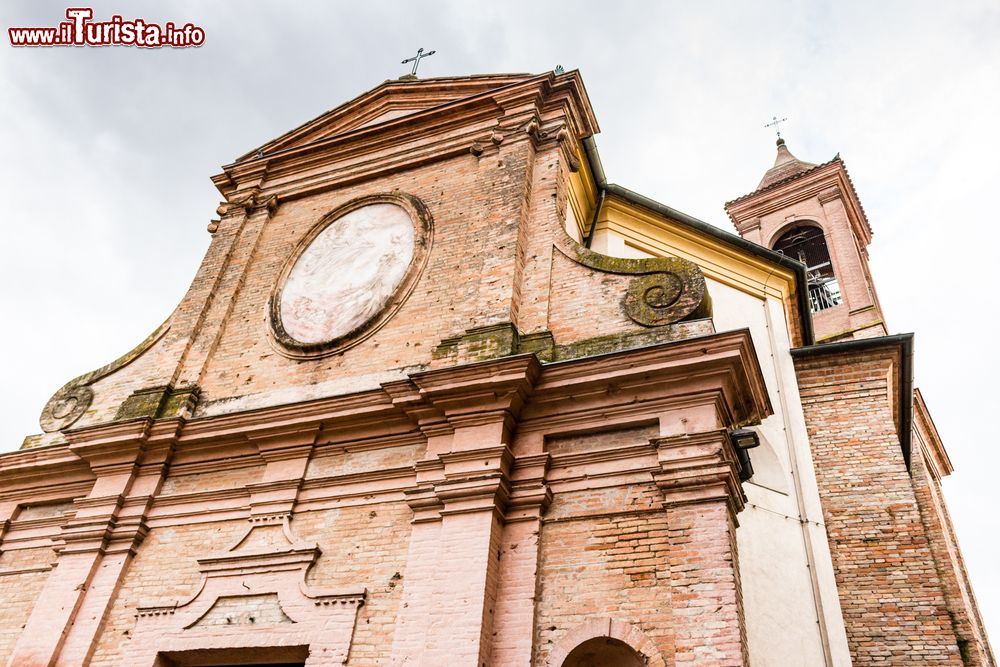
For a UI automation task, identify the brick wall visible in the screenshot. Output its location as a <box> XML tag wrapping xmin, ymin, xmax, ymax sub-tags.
<box><xmin>292</xmin><ymin>502</ymin><xmax>413</xmax><ymax>665</ymax></box>
<box><xmin>666</xmin><ymin>501</ymin><xmax>746</xmax><ymax>665</ymax></box>
<box><xmin>0</xmin><ymin>547</ymin><xmax>53</xmax><ymax>662</ymax></box>
<box><xmin>196</xmin><ymin>143</ymin><xmax>538</xmax><ymax>416</ymax></box>
<box><xmin>794</xmin><ymin>347</ymin><xmax>963</xmax><ymax>664</ymax></box>
<box><xmin>535</xmin><ymin>484</ymin><xmax>674</xmax><ymax>664</ymax></box>
<box><xmin>910</xmin><ymin>442</ymin><xmax>996</xmax><ymax>665</ymax></box>
<box><xmin>89</xmin><ymin>519</ymin><xmax>247</xmax><ymax>666</ymax></box>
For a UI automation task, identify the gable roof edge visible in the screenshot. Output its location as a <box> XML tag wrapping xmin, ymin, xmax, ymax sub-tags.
<box><xmin>601</xmin><ymin>183</ymin><xmax>815</xmax><ymax>346</ymax></box>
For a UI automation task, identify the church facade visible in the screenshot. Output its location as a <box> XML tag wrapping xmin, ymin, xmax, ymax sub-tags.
<box><xmin>0</xmin><ymin>71</ymin><xmax>992</xmax><ymax>666</ymax></box>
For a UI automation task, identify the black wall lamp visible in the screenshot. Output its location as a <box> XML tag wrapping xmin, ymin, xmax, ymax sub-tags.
<box><xmin>729</xmin><ymin>428</ymin><xmax>761</xmax><ymax>482</ymax></box>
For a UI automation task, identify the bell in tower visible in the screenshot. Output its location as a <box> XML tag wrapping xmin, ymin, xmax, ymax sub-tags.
<box><xmin>725</xmin><ymin>138</ymin><xmax>887</xmax><ymax>341</ymax></box>
<box><xmin>772</xmin><ymin>225</ymin><xmax>842</xmax><ymax>312</ymax></box>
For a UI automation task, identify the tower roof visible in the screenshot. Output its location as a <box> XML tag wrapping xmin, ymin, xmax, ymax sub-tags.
<box><xmin>757</xmin><ymin>138</ymin><xmax>816</xmax><ymax>190</ymax></box>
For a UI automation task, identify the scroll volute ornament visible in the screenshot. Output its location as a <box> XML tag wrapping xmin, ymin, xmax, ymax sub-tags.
<box><xmin>39</xmin><ymin>385</ymin><xmax>93</xmax><ymax>434</ymax></box>
<box><xmin>555</xmin><ymin>223</ymin><xmax>710</xmax><ymax>327</ymax></box>
<box><xmin>622</xmin><ymin>268</ymin><xmax>706</xmax><ymax>326</ymax></box>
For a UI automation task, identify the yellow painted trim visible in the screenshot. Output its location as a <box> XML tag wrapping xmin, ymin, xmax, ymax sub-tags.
<box><xmin>599</xmin><ymin>196</ymin><xmax>798</xmax><ymax>304</ymax></box>
<box><xmin>566</xmin><ymin>142</ymin><xmax>597</xmax><ymax>239</ymax></box>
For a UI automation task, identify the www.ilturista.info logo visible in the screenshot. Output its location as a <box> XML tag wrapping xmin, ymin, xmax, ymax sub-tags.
<box><xmin>8</xmin><ymin>8</ymin><xmax>205</xmax><ymax>48</ymax></box>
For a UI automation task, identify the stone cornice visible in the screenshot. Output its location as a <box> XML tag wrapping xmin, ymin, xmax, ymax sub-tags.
<box><xmin>383</xmin><ymin>355</ymin><xmax>544</xmax><ymax>449</ymax></box>
<box><xmin>251</xmin><ymin>76</ymin><xmax>529</xmax><ymax>149</ymax></box>
<box><xmin>213</xmin><ymin>71</ymin><xmax>599</xmax><ymax>200</ymax></box>
<box><xmin>726</xmin><ymin>160</ymin><xmax>872</xmax><ymax>247</ymax></box>
<box><xmin>434</xmin><ymin>472</ymin><xmax>511</xmax><ymax>518</ymax></box>
<box><xmin>0</xmin><ymin>563</ymin><xmax>54</xmax><ymax>577</ymax></box>
<box><xmin>523</xmin><ymin>329</ymin><xmax>771</xmax><ymax>431</ymax></box>
<box><xmin>409</xmin><ymin>354</ymin><xmax>541</xmax><ymax>414</ymax></box>
<box><xmin>519</xmin><ymin>394</ymin><xmax>727</xmax><ymax>435</ymax></box>
<box><xmin>65</xmin><ymin>417</ymin><xmax>150</xmax><ymax>448</ymax></box>
<box><xmin>0</xmin><ymin>445</ymin><xmax>92</xmax><ymax>495</ymax></box>
<box><xmin>245</xmin><ymin>423</ymin><xmax>320</xmax><ymax>462</ymax></box>
<box><xmin>0</xmin><ymin>331</ymin><xmax>769</xmax><ymax>521</ymax></box>
<box><xmin>262</xmin><ymin>71</ymin><xmax>597</xmax><ymax>158</ymax></box>
<box><xmin>179</xmin><ymin>390</ymin><xmax>395</xmax><ymax>444</ymax></box>
<box><xmin>162</xmin><ymin>454</ymin><xmax>262</xmax><ymax>479</ymax></box>
<box><xmin>913</xmin><ymin>388</ymin><xmax>953</xmax><ymax>479</ymax></box>
<box><xmin>506</xmin><ymin>481</ymin><xmax>553</xmax><ymax>522</ymax></box>
<box><xmin>439</xmin><ymin>445</ymin><xmax>512</xmax><ymax>472</ymax></box>
<box><xmin>61</xmin><ymin>419</ymin><xmax>157</xmax><ymax>482</ymax></box>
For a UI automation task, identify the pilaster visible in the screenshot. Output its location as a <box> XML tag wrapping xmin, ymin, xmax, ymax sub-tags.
<box><xmin>7</xmin><ymin>418</ymin><xmax>180</xmax><ymax>667</ymax></box>
<box><xmin>490</xmin><ymin>453</ymin><xmax>552</xmax><ymax>666</ymax></box>
<box><xmin>654</xmin><ymin>430</ymin><xmax>749</xmax><ymax>666</ymax></box>
<box><xmin>174</xmin><ymin>186</ymin><xmax>279</xmax><ymax>391</ymax></box>
<box><xmin>245</xmin><ymin>423</ymin><xmax>320</xmax><ymax>519</ymax></box>
<box><xmin>390</xmin><ymin>355</ymin><xmax>541</xmax><ymax>667</ymax></box>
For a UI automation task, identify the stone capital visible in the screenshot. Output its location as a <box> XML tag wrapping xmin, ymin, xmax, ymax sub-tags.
<box><xmin>65</xmin><ymin>419</ymin><xmax>151</xmax><ymax>476</ymax></box>
<box><xmin>409</xmin><ymin>354</ymin><xmax>541</xmax><ymax>421</ymax></box>
<box><xmin>651</xmin><ymin>430</ymin><xmax>746</xmax><ymax>521</ymax></box>
<box><xmin>817</xmin><ymin>187</ymin><xmax>843</xmax><ymax>204</ymax></box>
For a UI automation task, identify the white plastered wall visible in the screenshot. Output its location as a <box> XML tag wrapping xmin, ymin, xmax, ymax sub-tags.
<box><xmin>711</xmin><ymin>278</ymin><xmax>851</xmax><ymax>667</ymax></box>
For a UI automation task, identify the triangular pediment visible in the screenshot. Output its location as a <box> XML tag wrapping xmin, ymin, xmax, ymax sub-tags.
<box><xmin>238</xmin><ymin>73</ymin><xmax>538</xmax><ymax>161</ymax></box>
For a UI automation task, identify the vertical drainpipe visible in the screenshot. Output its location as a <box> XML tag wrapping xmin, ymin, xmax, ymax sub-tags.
<box><xmin>584</xmin><ymin>189</ymin><xmax>606</xmax><ymax>249</ymax></box>
<box><xmin>582</xmin><ymin>136</ymin><xmax>607</xmax><ymax>249</ymax></box>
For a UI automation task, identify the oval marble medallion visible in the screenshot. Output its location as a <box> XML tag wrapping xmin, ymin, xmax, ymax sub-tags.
<box><xmin>278</xmin><ymin>202</ymin><xmax>416</xmax><ymax>347</ymax></box>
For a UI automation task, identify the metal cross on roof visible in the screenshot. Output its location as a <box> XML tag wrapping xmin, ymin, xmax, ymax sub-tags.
<box><xmin>401</xmin><ymin>47</ymin><xmax>436</xmax><ymax>76</ymax></box>
<box><xmin>765</xmin><ymin>115</ymin><xmax>789</xmax><ymax>140</ymax></box>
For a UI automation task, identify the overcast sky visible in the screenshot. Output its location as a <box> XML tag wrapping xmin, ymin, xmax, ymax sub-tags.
<box><xmin>2</xmin><ymin>0</ymin><xmax>998</xmax><ymax>646</ymax></box>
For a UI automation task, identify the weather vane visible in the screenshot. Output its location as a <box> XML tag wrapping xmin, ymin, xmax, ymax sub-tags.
<box><xmin>765</xmin><ymin>115</ymin><xmax>788</xmax><ymax>140</ymax></box>
<box><xmin>402</xmin><ymin>47</ymin><xmax>436</xmax><ymax>76</ymax></box>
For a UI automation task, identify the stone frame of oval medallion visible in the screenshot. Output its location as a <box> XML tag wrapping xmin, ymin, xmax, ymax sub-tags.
<box><xmin>268</xmin><ymin>193</ymin><xmax>434</xmax><ymax>359</ymax></box>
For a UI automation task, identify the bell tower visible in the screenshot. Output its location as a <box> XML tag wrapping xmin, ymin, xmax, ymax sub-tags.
<box><xmin>725</xmin><ymin>139</ymin><xmax>887</xmax><ymax>341</ymax></box>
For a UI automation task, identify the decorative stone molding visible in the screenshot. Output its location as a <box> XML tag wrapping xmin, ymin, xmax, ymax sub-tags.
<box><xmin>114</xmin><ymin>384</ymin><xmax>200</xmax><ymax>422</ymax></box>
<box><xmin>506</xmin><ymin>452</ymin><xmax>552</xmax><ymax>522</ymax></box>
<box><xmin>623</xmin><ymin>272</ymin><xmax>697</xmax><ymax>326</ymax></box>
<box><xmin>130</xmin><ymin>517</ymin><xmax>365</xmax><ymax>666</ymax></box>
<box><xmin>520</xmin><ymin>329</ymin><xmax>771</xmax><ymax>437</ymax></box>
<box><xmin>817</xmin><ymin>187</ymin><xmax>843</xmax><ymax>204</ymax></box>
<box><xmin>225</xmin><ymin>190</ymin><xmax>279</xmax><ymax>216</ymax></box>
<box><xmin>430</xmin><ymin>320</ymin><xmax>717</xmax><ymax>366</ymax></box>
<box><xmin>408</xmin><ymin>354</ymin><xmax>541</xmax><ymax>425</ymax></box>
<box><xmin>555</xmin><ymin>126</ymin><xmax>582</xmax><ymax>172</ymax></box>
<box><xmin>244</xmin><ymin>423</ymin><xmax>319</xmax><ymax>518</ymax></box>
<box><xmin>432</xmin><ymin>322</ymin><xmax>523</xmax><ymax>365</ymax></box>
<box><xmin>57</xmin><ymin>418</ymin><xmax>181</xmax><ymax>556</ymax></box>
<box><xmin>65</xmin><ymin>418</ymin><xmax>152</xmax><ymax>476</ymax></box>
<box><xmin>736</xmin><ymin>216</ymin><xmax>762</xmax><ymax>234</ymax></box>
<box><xmin>402</xmin><ymin>483</ymin><xmax>444</xmax><ymax>524</ymax></box>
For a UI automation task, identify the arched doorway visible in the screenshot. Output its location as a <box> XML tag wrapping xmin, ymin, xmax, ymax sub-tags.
<box><xmin>561</xmin><ymin>636</ymin><xmax>647</xmax><ymax>667</ymax></box>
